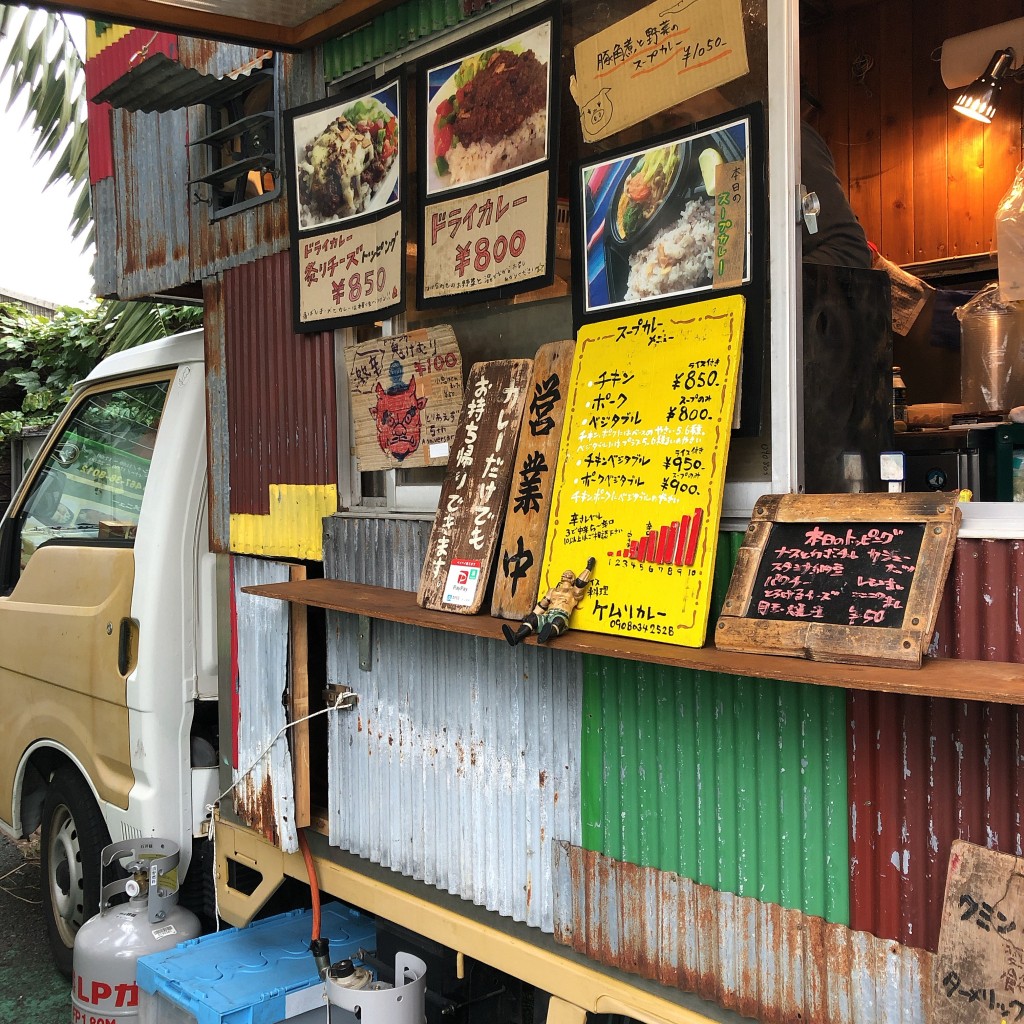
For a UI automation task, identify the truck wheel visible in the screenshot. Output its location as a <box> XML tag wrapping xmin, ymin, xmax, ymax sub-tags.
<box><xmin>40</xmin><ymin>768</ymin><xmax>110</xmax><ymax>977</ymax></box>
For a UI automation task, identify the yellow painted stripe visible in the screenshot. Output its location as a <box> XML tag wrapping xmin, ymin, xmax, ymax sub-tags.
<box><xmin>229</xmin><ymin>484</ymin><xmax>336</xmax><ymax>560</ymax></box>
<box><xmin>85</xmin><ymin>20</ymin><xmax>136</xmax><ymax>60</ymax></box>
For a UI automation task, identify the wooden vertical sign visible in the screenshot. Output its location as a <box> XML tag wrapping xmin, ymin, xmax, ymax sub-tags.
<box><xmin>417</xmin><ymin>359</ymin><xmax>533</xmax><ymax>613</ymax></box>
<box><xmin>491</xmin><ymin>340</ymin><xmax>575</xmax><ymax>621</ymax></box>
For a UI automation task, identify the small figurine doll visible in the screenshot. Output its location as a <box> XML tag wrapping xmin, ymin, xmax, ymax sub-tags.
<box><xmin>502</xmin><ymin>557</ymin><xmax>596</xmax><ymax>646</ymax></box>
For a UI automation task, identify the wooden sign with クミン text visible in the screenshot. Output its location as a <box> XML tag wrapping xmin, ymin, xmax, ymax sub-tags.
<box><xmin>491</xmin><ymin>339</ymin><xmax>575</xmax><ymax>621</ymax></box>
<box><xmin>934</xmin><ymin>840</ymin><xmax>1024</xmax><ymax>1024</ymax></box>
<box><xmin>716</xmin><ymin>492</ymin><xmax>961</xmax><ymax>668</ymax></box>
<box><xmin>417</xmin><ymin>359</ymin><xmax>532</xmax><ymax>614</ymax></box>
<box><xmin>342</xmin><ymin>325</ymin><xmax>463</xmax><ymax>472</ymax></box>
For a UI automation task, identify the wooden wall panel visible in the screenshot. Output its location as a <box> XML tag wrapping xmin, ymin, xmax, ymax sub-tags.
<box><xmin>803</xmin><ymin>1</ymin><xmax>1024</xmax><ymax>266</ymax></box>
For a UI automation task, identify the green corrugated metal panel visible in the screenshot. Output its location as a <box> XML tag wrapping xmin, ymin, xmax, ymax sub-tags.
<box><xmin>580</xmin><ymin>530</ymin><xmax>851</xmax><ymax>925</ymax></box>
<box><xmin>323</xmin><ymin>0</ymin><xmax>470</xmax><ymax>80</ymax></box>
<box><xmin>581</xmin><ymin>662</ymin><xmax>850</xmax><ymax>924</ymax></box>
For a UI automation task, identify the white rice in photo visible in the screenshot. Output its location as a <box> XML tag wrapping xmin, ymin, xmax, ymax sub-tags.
<box><xmin>623</xmin><ymin>197</ymin><xmax>716</xmax><ymax>301</ymax></box>
<box><xmin>446</xmin><ymin>110</ymin><xmax>546</xmax><ymax>186</ymax></box>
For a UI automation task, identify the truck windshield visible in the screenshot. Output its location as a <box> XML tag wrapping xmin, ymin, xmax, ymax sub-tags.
<box><xmin>18</xmin><ymin>378</ymin><xmax>170</xmax><ymax>571</ymax></box>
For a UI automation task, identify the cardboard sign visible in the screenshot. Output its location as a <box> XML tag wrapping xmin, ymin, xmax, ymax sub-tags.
<box><xmin>539</xmin><ymin>295</ymin><xmax>744</xmax><ymax>647</ymax></box>
<box><xmin>569</xmin><ymin>0</ymin><xmax>748</xmax><ymax>144</ymax></box>
<box><xmin>716</xmin><ymin>492</ymin><xmax>961</xmax><ymax>668</ymax></box>
<box><xmin>343</xmin><ymin>325</ymin><xmax>463</xmax><ymax>472</ymax></box>
<box><xmin>712</xmin><ymin>159</ymin><xmax>746</xmax><ymax>289</ymax></box>
<box><xmin>935</xmin><ymin>840</ymin><xmax>1024</xmax><ymax>1024</ymax></box>
<box><xmin>491</xmin><ymin>339</ymin><xmax>575</xmax><ymax>621</ymax></box>
<box><xmin>417</xmin><ymin>359</ymin><xmax>533</xmax><ymax>613</ymax></box>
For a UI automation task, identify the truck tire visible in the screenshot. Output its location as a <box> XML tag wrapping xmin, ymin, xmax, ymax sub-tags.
<box><xmin>40</xmin><ymin>767</ymin><xmax>111</xmax><ymax>977</ymax></box>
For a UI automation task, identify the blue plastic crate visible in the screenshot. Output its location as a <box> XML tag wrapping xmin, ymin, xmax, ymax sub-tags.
<box><xmin>136</xmin><ymin>903</ymin><xmax>376</xmax><ymax>1024</ymax></box>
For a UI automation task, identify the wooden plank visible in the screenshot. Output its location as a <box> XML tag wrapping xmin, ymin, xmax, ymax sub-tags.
<box><xmin>911</xmin><ymin>0</ymin><xmax>950</xmax><ymax>260</ymax></box>
<box><xmin>877</xmin><ymin>0</ymin><xmax>916</xmax><ymax>263</ymax></box>
<box><xmin>491</xmin><ymin>339</ymin><xmax>575</xmax><ymax>621</ymax></box>
<box><xmin>417</xmin><ymin>359</ymin><xmax>532</xmax><ymax>613</ymax></box>
<box><xmin>288</xmin><ymin>563</ymin><xmax>310</xmax><ymax>830</ymax></box>
<box><xmin>845</xmin><ymin>4</ymin><xmax>882</xmax><ymax>247</ymax></box>
<box><xmin>241</xmin><ymin>577</ymin><xmax>1024</xmax><ymax>705</ymax></box>
<box><xmin>935</xmin><ymin>840</ymin><xmax>1024</xmax><ymax>1024</ymax></box>
<box><xmin>815</xmin><ymin>17</ymin><xmax>852</xmax><ymax>195</ymax></box>
<box><xmin>716</xmin><ymin>492</ymin><xmax>961</xmax><ymax>668</ymax></box>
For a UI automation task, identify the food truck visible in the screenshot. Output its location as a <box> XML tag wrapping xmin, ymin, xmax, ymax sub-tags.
<box><xmin>2</xmin><ymin>0</ymin><xmax>1024</xmax><ymax>1020</ymax></box>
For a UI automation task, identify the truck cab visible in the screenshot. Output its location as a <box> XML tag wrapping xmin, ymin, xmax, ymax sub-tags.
<box><xmin>0</xmin><ymin>328</ymin><xmax>218</xmax><ymax>974</ymax></box>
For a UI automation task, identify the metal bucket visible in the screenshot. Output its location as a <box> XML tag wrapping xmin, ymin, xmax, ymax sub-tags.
<box><xmin>956</xmin><ymin>283</ymin><xmax>1024</xmax><ymax>412</ymax></box>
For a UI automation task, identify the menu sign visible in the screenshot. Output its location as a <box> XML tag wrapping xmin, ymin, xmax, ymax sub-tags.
<box><xmin>285</xmin><ymin>77</ymin><xmax>405</xmax><ymax>331</ymax></box>
<box><xmin>717</xmin><ymin>492</ymin><xmax>961</xmax><ymax>668</ymax></box>
<box><xmin>539</xmin><ymin>295</ymin><xmax>744</xmax><ymax>648</ymax></box>
<box><xmin>417</xmin><ymin>8</ymin><xmax>558</xmax><ymax>307</ymax></box>
<box><xmin>569</xmin><ymin>0</ymin><xmax>748</xmax><ymax>144</ymax></box>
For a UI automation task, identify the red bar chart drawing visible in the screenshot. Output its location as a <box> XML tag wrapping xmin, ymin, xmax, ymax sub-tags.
<box><xmin>610</xmin><ymin>508</ymin><xmax>704</xmax><ymax>566</ymax></box>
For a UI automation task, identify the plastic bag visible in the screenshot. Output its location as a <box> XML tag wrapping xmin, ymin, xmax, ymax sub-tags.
<box><xmin>997</xmin><ymin>162</ymin><xmax>1024</xmax><ymax>300</ymax></box>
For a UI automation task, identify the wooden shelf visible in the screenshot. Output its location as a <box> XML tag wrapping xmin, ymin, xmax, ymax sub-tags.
<box><xmin>242</xmin><ymin>578</ymin><xmax>1024</xmax><ymax>706</ymax></box>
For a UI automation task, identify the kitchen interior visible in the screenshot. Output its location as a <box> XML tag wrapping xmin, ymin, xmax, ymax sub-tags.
<box><xmin>800</xmin><ymin>0</ymin><xmax>1024</xmax><ymax>499</ymax></box>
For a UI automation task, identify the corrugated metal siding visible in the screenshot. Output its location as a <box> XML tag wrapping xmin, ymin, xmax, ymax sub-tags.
<box><xmin>91</xmin><ymin>178</ymin><xmax>118</xmax><ymax>298</ymax></box>
<box><xmin>203</xmin><ymin>276</ymin><xmax>230</xmax><ymax>553</ymax></box>
<box><xmin>326</xmin><ymin>616</ymin><xmax>583</xmax><ymax>932</ymax></box>
<box><xmin>848</xmin><ymin>537</ymin><xmax>1024</xmax><ymax>953</ymax></box>
<box><xmin>553</xmin><ymin>843</ymin><xmax>935</xmax><ymax>1024</ymax></box>
<box><xmin>231</xmin><ymin>555</ymin><xmax>299</xmax><ymax>854</ymax></box>
<box><xmin>582</xmin><ymin>659</ymin><xmax>850</xmax><ymax>924</ymax></box>
<box><xmin>931</xmin><ymin>538</ymin><xmax>1024</xmax><ymax>660</ymax></box>
<box><xmin>85</xmin><ymin>29</ymin><xmax>177</xmax><ymax>186</ymax></box>
<box><xmin>222</xmin><ymin>250</ymin><xmax>338</xmax><ymax>517</ymax></box>
<box><xmin>324</xmin><ymin>516</ymin><xmax>433</xmax><ymax>591</ymax></box>
<box><xmin>112</xmin><ymin>105</ymin><xmax>191</xmax><ymax>297</ymax></box>
<box><xmin>188</xmin><ymin>51</ymin><xmax>321</xmax><ymax>281</ymax></box>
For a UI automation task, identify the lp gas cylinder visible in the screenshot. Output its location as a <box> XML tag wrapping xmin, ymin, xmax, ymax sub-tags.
<box><xmin>71</xmin><ymin>838</ymin><xmax>201</xmax><ymax>1024</ymax></box>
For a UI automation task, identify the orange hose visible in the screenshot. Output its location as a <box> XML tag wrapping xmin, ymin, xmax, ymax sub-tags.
<box><xmin>297</xmin><ymin>827</ymin><xmax>321</xmax><ymax>941</ymax></box>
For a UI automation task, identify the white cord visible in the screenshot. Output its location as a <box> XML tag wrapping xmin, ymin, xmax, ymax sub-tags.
<box><xmin>207</xmin><ymin>691</ymin><xmax>355</xmax><ymax>928</ymax></box>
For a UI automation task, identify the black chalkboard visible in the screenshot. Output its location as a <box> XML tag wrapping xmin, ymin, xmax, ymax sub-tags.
<box><xmin>746</xmin><ymin>520</ymin><xmax>926</xmax><ymax>630</ymax></box>
<box><xmin>716</xmin><ymin>493</ymin><xmax>961</xmax><ymax>668</ymax></box>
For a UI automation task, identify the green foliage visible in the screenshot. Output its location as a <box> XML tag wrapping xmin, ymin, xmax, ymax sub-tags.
<box><xmin>0</xmin><ymin>299</ymin><xmax>203</xmax><ymax>442</ymax></box>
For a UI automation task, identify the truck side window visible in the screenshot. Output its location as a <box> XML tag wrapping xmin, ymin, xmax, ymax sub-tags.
<box><xmin>16</xmin><ymin>379</ymin><xmax>170</xmax><ymax>573</ymax></box>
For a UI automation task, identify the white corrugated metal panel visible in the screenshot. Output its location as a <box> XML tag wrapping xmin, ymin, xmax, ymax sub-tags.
<box><xmin>326</xmin><ymin>614</ymin><xmax>582</xmax><ymax>932</ymax></box>
<box><xmin>324</xmin><ymin>516</ymin><xmax>432</xmax><ymax>591</ymax></box>
<box><xmin>232</xmin><ymin>555</ymin><xmax>298</xmax><ymax>854</ymax></box>
<box><xmin>552</xmin><ymin>843</ymin><xmax>936</xmax><ymax>1024</ymax></box>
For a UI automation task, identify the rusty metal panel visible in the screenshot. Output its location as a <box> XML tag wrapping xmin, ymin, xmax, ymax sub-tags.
<box><xmin>323</xmin><ymin>517</ymin><xmax>583</xmax><ymax>931</ymax></box>
<box><xmin>203</xmin><ymin>276</ymin><xmax>230</xmax><ymax>553</ymax></box>
<box><xmin>932</xmin><ymin>538</ymin><xmax>1024</xmax><ymax>660</ymax></box>
<box><xmin>847</xmin><ymin>690</ymin><xmax>1024</xmax><ymax>953</ymax></box>
<box><xmin>91</xmin><ymin>179</ymin><xmax>118</xmax><ymax>298</ymax></box>
<box><xmin>222</xmin><ymin>250</ymin><xmax>338</xmax><ymax>517</ymax></box>
<box><xmin>188</xmin><ymin>50</ymin><xmax>322</xmax><ymax>281</ymax></box>
<box><xmin>847</xmin><ymin>537</ymin><xmax>1024</xmax><ymax>953</ymax></box>
<box><xmin>231</xmin><ymin>555</ymin><xmax>298</xmax><ymax>854</ymax></box>
<box><xmin>112</xmin><ymin>105</ymin><xmax>191</xmax><ymax>298</ymax></box>
<box><xmin>324</xmin><ymin>516</ymin><xmax>431</xmax><ymax>591</ymax></box>
<box><xmin>553</xmin><ymin>842</ymin><xmax>936</xmax><ymax>1024</ymax></box>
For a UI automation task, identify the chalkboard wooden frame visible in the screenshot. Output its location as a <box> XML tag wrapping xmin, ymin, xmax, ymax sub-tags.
<box><xmin>715</xmin><ymin>493</ymin><xmax>961</xmax><ymax>668</ymax></box>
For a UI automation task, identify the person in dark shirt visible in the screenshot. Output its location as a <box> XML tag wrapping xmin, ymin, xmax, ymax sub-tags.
<box><xmin>800</xmin><ymin>94</ymin><xmax>871</xmax><ymax>268</ymax></box>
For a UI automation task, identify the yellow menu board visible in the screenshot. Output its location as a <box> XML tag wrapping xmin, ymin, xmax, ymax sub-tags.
<box><xmin>539</xmin><ymin>295</ymin><xmax>744</xmax><ymax>647</ymax></box>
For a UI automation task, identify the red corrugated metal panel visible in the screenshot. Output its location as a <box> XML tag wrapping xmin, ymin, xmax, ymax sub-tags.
<box><xmin>85</xmin><ymin>29</ymin><xmax>177</xmax><ymax>185</ymax></box>
<box><xmin>848</xmin><ymin>537</ymin><xmax>1024</xmax><ymax>954</ymax></box>
<box><xmin>932</xmin><ymin>538</ymin><xmax>1024</xmax><ymax>660</ymax></box>
<box><xmin>222</xmin><ymin>250</ymin><xmax>337</xmax><ymax>516</ymax></box>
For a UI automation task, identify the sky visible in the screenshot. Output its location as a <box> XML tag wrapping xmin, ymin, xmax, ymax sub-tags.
<box><xmin>0</xmin><ymin>15</ymin><xmax>96</xmax><ymax>309</ymax></box>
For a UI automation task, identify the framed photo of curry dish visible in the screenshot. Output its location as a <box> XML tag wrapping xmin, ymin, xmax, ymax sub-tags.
<box><xmin>571</xmin><ymin>104</ymin><xmax>767</xmax><ymax>434</ymax></box>
<box><xmin>284</xmin><ymin>74</ymin><xmax>406</xmax><ymax>333</ymax></box>
<box><xmin>416</xmin><ymin>5</ymin><xmax>559</xmax><ymax>309</ymax></box>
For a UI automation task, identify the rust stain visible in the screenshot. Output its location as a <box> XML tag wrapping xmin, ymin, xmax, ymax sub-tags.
<box><xmin>236</xmin><ymin>771</ymin><xmax>279</xmax><ymax>848</ymax></box>
<box><xmin>539</xmin><ymin>769</ymin><xmax>547</xmax><ymax>788</ymax></box>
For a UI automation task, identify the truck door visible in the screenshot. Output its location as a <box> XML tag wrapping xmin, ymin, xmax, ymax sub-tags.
<box><xmin>0</xmin><ymin>372</ymin><xmax>172</xmax><ymax>966</ymax></box>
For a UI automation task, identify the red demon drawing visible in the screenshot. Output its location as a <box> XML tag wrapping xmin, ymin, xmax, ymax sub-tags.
<box><xmin>369</xmin><ymin>369</ymin><xmax>428</xmax><ymax>462</ymax></box>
